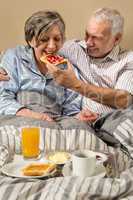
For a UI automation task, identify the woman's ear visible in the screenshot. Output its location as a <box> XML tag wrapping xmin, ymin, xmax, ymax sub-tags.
<box><xmin>28</xmin><ymin>37</ymin><xmax>37</xmax><ymax>48</ymax></box>
<box><xmin>114</xmin><ymin>33</ymin><xmax>122</xmax><ymax>46</ymax></box>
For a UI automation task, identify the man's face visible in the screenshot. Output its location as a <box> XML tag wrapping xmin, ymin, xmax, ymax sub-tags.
<box><xmin>85</xmin><ymin>17</ymin><xmax>121</xmax><ymax>58</ymax></box>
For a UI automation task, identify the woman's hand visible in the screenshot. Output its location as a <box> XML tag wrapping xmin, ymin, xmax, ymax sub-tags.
<box><xmin>16</xmin><ymin>108</ymin><xmax>53</xmax><ymax>122</ymax></box>
<box><xmin>75</xmin><ymin>109</ymin><xmax>98</xmax><ymax>122</ymax></box>
<box><xmin>0</xmin><ymin>68</ymin><xmax>10</xmax><ymax>81</ymax></box>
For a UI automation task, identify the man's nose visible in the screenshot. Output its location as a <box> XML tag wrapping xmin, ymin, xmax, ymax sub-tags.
<box><xmin>86</xmin><ymin>37</ymin><xmax>94</xmax><ymax>46</ymax></box>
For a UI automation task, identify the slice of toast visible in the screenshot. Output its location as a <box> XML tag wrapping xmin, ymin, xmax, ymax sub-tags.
<box><xmin>40</xmin><ymin>54</ymin><xmax>67</xmax><ymax>66</ymax></box>
<box><xmin>22</xmin><ymin>163</ymin><xmax>56</xmax><ymax>176</ymax></box>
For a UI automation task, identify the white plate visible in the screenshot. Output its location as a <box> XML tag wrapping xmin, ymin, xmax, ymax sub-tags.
<box><xmin>1</xmin><ymin>155</ymin><xmax>55</xmax><ymax>179</ymax></box>
<box><xmin>63</xmin><ymin>152</ymin><xmax>107</xmax><ymax>177</ymax></box>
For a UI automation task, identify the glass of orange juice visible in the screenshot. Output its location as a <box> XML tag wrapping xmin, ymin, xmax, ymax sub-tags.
<box><xmin>21</xmin><ymin>127</ymin><xmax>40</xmax><ymax>159</ymax></box>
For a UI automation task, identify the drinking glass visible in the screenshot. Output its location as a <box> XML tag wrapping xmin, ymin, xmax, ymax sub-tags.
<box><xmin>21</xmin><ymin>127</ymin><xmax>40</xmax><ymax>159</ymax></box>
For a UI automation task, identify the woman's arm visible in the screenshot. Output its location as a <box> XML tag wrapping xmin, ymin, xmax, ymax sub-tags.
<box><xmin>0</xmin><ymin>49</ymin><xmax>25</xmax><ymax>114</ymax></box>
<box><xmin>16</xmin><ymin>108</ymin><xmax>53</xmax><ymax>122</ymax></box>
<box><xmin>0</xmin><ymin>49</ymin><xmax>53</xmax><ymax>121</ymax></box>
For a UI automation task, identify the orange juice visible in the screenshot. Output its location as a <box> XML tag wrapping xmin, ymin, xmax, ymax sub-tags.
<box><xmin>21</xmin><ymin>127</ymin><xmax>40</xmax><ymax>158</ymax></box>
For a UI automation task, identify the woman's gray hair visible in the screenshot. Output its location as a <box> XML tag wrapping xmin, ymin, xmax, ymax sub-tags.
<box><xmin>24</xmin><ymin>10</ymin><xmax>65</xmax><ymax>45</ymax></box>
<box><xmin>92</xmin><ymin>7</ymin><xmax>124</xmax><ymax>35</ymax></box>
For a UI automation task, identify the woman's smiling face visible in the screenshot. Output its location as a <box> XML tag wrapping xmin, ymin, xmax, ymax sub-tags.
<box><xmin>29</xmin><ymin>24</ymin><xmax>64</xmax><ymax>63</ymax></box>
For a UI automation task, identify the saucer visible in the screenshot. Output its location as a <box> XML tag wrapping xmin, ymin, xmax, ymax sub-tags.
<box><xmin>62</xmin><ymin>151</ymin><xmax>107</xmax><ymax>177</ymax></box>
<box><xmin>62</xmin><ymin>161</ymin><xmax>106</xmax><ymax>177</ymax></box>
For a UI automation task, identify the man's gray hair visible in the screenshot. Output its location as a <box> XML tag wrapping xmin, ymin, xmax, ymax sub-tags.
<box><xmin>92</xmin><ymin>7</ymin><xmax>124</xmax><ymax>35</ymax></box>
<box><xmin>24</xmin><ymin>10</ymin><xmax>65</xmax><ymax>45</ymax></box>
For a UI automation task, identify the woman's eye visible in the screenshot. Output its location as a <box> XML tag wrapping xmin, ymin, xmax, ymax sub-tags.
<box><xmin>40</xmin><ymin>38</ymin><xmax>49</xmax><ymax>42</ymax></box>
<box><xmin>54</xmin><ymin>37</ymin><xmax>61</xmax><ymax>42</ymax></box>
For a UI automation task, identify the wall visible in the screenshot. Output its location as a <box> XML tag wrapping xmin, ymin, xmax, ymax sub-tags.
<box><xmin>0</xmin><ymin>0</ymin><xmax>133</xmax><ymax>50</ymax></box>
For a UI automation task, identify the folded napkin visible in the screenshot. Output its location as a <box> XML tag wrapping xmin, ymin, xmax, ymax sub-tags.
<box><xmin>0</xmin><ymin>145</ymin><xmax>10</xmax><ymax>168</ymax></box>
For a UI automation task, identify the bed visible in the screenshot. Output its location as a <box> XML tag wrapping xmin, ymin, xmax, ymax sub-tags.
<box><xmin>0</xmin><ymin>51</ymin><xmax>133</xmax><ymax>199</ymax></box>
<box><xmin>0</xmin><ymin>111</ymin><xmax>133</xmax><ymax>200</ymax></box>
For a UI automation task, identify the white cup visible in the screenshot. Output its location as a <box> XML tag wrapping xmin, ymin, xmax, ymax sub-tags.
<box><xmin>72</xmin><ymin>150</ymin><xmax>96</xmax><ymax>177</ymax></box>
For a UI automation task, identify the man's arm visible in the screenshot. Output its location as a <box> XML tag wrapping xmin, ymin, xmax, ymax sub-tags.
<box><xmin>0</xmin><ymin>68</ymin><xmax>10</xmax><ymax>80</ymax></box>
<box><xmin>46</xmin><ymin>60</ymin><xmax>132</xmax><ymax>109</ymax></box>
<box><xmin>74</xmin><ymin>79</ymin><xmax>132</xmax><ymax>109</ymax></box>
<box><xmin>0</xmin><ymin>51</ymin><xmax>10</xmax><ymax>80</ymax></box>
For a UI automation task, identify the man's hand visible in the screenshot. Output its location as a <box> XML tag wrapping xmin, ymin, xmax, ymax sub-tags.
<box><xmin>75</xmin><ymin>109</ymin><xmax>98</xmax><ymax>122</ymax></box>
<box><xmin>16</xmin><ymin>108</ymin><xmax>53</xmax><ymax>122</ymax></box>
<box><xmin>0</xmin><ymin>68</ymin><xmax>10</xmax><ymax>81</ymax></box>
<box><xmin>46</xmin><ymin>60</ymin><xmax>80</xmax><ymax>89</ymax></box>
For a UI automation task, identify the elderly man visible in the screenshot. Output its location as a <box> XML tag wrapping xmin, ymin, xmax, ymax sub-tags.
<box><xmin>44</xmin><ymin>7</ymin><xmax>133</xmax><ymax>118</ymax></box>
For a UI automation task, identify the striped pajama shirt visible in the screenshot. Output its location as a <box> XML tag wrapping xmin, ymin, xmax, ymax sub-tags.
<box><xmin>59</xmin><ymin>40</ymin><xmax>133</xmax><ymax>114</ymax></box>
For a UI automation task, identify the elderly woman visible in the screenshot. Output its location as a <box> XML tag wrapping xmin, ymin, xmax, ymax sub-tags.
<box><xmin>0</xmin><ymin>10</ymin><xmax>83</xmax><ymax>122</ymax></box>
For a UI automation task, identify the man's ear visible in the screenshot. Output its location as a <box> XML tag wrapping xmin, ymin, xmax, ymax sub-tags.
<box><xmin>114</xmin><ymin>33</ymin><xmax>122</xmax><ymax>45</ymax></box>
<box><xmin>28</xmin><ymin>37</ymin><xmax>37</xmax><ymax>48</ymax></box>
